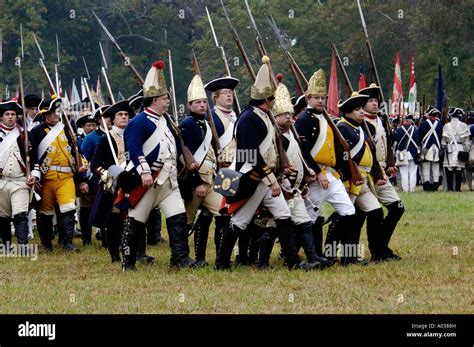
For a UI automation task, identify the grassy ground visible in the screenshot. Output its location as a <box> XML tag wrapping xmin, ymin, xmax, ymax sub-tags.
<box><xmin>0</xmin><ymin>190</ymin><xmax>472</xmax><ymax>314</ymax></box>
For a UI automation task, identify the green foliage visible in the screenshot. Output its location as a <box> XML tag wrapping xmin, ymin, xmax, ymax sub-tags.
<box><xmin>0</xmin><ymin>0</ymin><xmax>472</xmax><ymax>108</ymax></box>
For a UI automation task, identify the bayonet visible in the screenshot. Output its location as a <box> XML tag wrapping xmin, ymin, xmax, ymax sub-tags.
<box><xmin>168</xmin><ymin>49</ymin><xmax>178</xmax><ymax>123</ymax></box>
<box><xmin>205</xmin><ymin>6</ymin><xmax>241</xmax><ymax>113</ymax></box>
<box><xmin>99</xmin><ymin>41</ymin><xmax>108</xmax><ymax>69</ymax></box>
<box><xmin>20</xmin><ymin>24</ymin><xmax>24</xmax><ymax>59</ymax></box>
<box><xmin>32</xmin><ymin>33</ymin><xmax>45</xmax><ymax>61</ymax></box>
<box><xmin>82</xmin><ymin>56</ymin><xmax>91</xmax><ymax>80</ymax></box>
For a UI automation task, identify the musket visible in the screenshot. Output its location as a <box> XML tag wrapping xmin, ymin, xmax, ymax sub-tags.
<box><xmin>20</xmin><ymin>24</ymin><xmax>24</xmax><ymax>59</ymax></box>
<box><xmin>99</xmin><ymin>41</ymin><xmax>108</xmax><ymax>70</ymax></box>
<box><xmin>220</xmin><ymin>0</ymin><xmax>256</xmax><ymax>80</ymax></box>
<box><xmin>192</xmin><ymin>49</ymin><xmax>222</xmax><ymax>165</ymax></box>
<box><xmin>99</xmin><ymin>42</ymin><xmax>115</xmax><ymax>104</ymax></box>
<box><xmin>357</xmin><ymin>0</ymin><xmax>385</xmax><ymax>108</ymax></box>
<box><xmin>205</xmin><ymin>6</ymin><xmax>241</xmax><ymax>114</ymax></box>
<box><xmin>83</xmin><ymin>77</ymin><xmax>119</xmax><ymax>166</ymax></box>
<box><xmin>265</xmin><ymin>14</ymin><xmax>304</xmax><ymax>95</ymax></box>
<box><xmin>356</xmin><ymin>1</ymin><xmax>396</xmax><ymax>165</ymax></box>
<box><xmin>93</xmin><ymin>11</ymin><xmax>196</xmax><ymax>170</ymax></box>
<box><xmin>54</xmin><ymin>33</ymin><xmax>61</xmax><ymax>95</ymax></box>
<box><xmin>241</xmin><ymin>2</ymin><xmax>298</xmax><ymax>171</ymax></box>
<box><xmin>168</xmin><ymin>49</ymin><xmax>179</xmax><ymax>124</ymax></box>
<box><xmin>82</xmin><ymin>56</ymin><xmax>91</xmax><ymax>80</ymax></box>
<box><xmin>16</xmin><ymin>56</ymin><xmax>30</xmax><ymax>178</ymax></box>
<box><xmin>332</xmin><ymin>44</ymin><xmax>385</xmax><ymax>180</ymax></box>
<box><xmin>93</xmin><ymin>11</ymin><xmax>143</xmax><ymax>86</ymax></box>
<box><xmin>0</xmin><ymin>29</ymin><xmax>3</xmax><ymax>64</ymax></box>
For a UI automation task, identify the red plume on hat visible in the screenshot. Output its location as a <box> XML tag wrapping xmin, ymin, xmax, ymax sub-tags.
<box><xmin>152</xmin><ymin>60</ymin><xmax>165</xmax><ymax>70</ymax></box>
<box><xmin>276</xmin><ymin>73</ymin><xmax>283</xmax><ymax>82</ymax></box>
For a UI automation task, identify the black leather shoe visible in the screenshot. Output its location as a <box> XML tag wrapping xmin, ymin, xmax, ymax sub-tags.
<box><xmin>191</xmin><ymin>259</ymin><xmax>209</xmax><ymax>268</ymax></box>
<box><xmin>383</xmin><ymin>249</ymin><xmax>402</xmax><ymax>261</ymax></box>
<box><xmin>356</xmin><ymin>257</ymin><xmax>369</xmax><ymax>266</ymax></box>
<box><xmin>123</xmin><ymin>264</ymin><xmax>137</xmax><ymax>272</ymax></box>
<box><xmin>139</xmin><ymin>255</ymin><xmax>155</xmax><ymax>265</ymax></box>
<box><xmin>172</xmin><ymin>256</ymin><xmax>195</xmax><ymax>269</ymax></box>
<box><xmin>370</xmin><ymin>254</ymin><xmax>385</xmax><ymax>263</ymax></box>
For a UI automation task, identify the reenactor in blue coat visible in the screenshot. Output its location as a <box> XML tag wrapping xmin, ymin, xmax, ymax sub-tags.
<box><xmin>120</xmin><ymin>60</ymin><xmax>195</xmax><ymax>271</ymax></box>
<box><xmin>418</xmin><ymin>106</ymin><xmax>443</xmax><ymax>191</ymax></box>
<box><xmin>179</xmin><ymin>74</ymin><xmax>224</xmax><ymax>268</ymax></box>
<box><xmin>215</xmin><ymin>56</ymin><xmax>313</xmax><ymax>271</ymax></box>
<box><xmin>203</xmin><ymin>77</ymin><xmax>239</xmax><ymax>255</ymax></box>
<box><xmin>394</xmin><ymin>114</ymin><xmax>420</xmax><ymax>192</ymax></box>
<box><xmin>90</xmin><ymin>100</ymin><xmax>133</xmax><ymax>262</ymax></box>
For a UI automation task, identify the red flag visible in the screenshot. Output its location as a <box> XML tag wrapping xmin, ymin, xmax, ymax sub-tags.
<box><xmin>327</xmin><ymin>50</ymin><xmax>339</xmax><ymax>118</ymax></box>
<box><xmin>391</xmin><ymin>51</ymin><xmax>403</xmax><ymax>117</ymax></box>
<box><xmin>408</xmin><ymin>53</ymin><xmax>417</xmax><ymax>113</ymax></box>
<box><xmin>358</xmin><ymin>60</ymin><xmax>366</xmax><ymax>90</ymax></box>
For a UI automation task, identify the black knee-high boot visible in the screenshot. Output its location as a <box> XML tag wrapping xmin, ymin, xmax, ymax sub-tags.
<box><xmin>166</xmin><ymin>213</ymin><xmax>194</xmax><ymax>268</ymax></box>
<box><xmin>381</xmin><ymin>201</ymin><xmax>404</xmax><ymax>260</ymax></box>
<box><xmin>275</xmin><ymin>218</ymin><xmax>311</xmax><ymax>270</ymax></box>
<box><xmin>312</xmin><ymin>217</ymin><xmax>325</xmax><ymax>257</ymax></box>
<box><xmin>193</xmin><ymin>213</ymin><xmax>213</xmax><ymax>267</ymax></box>
<box><xmin>366</xmin><ymin>208</ymin><xmax>385</xmax><ymax>262</ymax></box>
<box><xmin>215</xmin><ymin>223</ymin><xmax>240</xmax><ymax>270</ymax></box>
<box><xmin>80</xmin><ymin>207</ymin><xmax>92</xmax><ymax>246</ymax></box>
<box><xmin>137</xmin><ymin>219</ymin><xmax>155</xmax><ymax>265</ymax></box>
<box><xmin>121</xmin><ymin>217</ymin><xmax>138</xmax><ymax>272</ymax></box>
<box><xmin>13</xmin><ymin>212</ymin><xmax>29</xmax><ymax>245</ymax></box>
<box><xmin>324</xmin><ymin>213</ymin><xmax>341</xmax><ymax>260</ymax></box>
<box><xmin>446</xmin><ymin>169</ymin><xmax>454</xmax><ymax>191</ymax></box>
<box><xmin>334</xmin><ymin>214</ymin><xmax>359</xmax><ymax>266</ymax></box>
<box><xmin>248</xmin><ymin>224</ymin><xmax>265</xmax><ymax>264</ymax></box>
<box><xmin>106</xmin><ymin>213</ymin><xmax>123</xmax><ymax>263</ymax></box>
<box><xmin>295</xmin><ymin>221</ymin><xmax>332</xmax><ymax>269</ymax></box>
<box><xmin>257</xmin><ymin>227</ymin><xmax>277</xmax><ymax>269</ymax></box>
<box><xmin>236</xmin><ymin>223</ymin><xmax>252</xmax><ymax>265</ymax></box>
<box><xmin>454</xmin><ymin>170</ymin><xmax>462</xmax><ymax>192</ymax></box>
<box><xmin>0</xmin><ymin>217</ymin><xmax>12</xmax><ymax>247</ymax></box>
<box><xmin>61</xmin><ymin>210</ymin><xmax>77</xmax><ymax>252</ymax></box>
<box><xmin>214</xmin><ymin>215</ymin><xmax>229</xmax><ymax>255</ymax></box>
<box><xmin>37</xmin><ymin>213</ymin><xmax>53</xmax><ymax>250</ymax></box>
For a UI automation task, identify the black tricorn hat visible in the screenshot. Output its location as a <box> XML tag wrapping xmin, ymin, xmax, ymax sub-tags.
<box><xmin>0</xmin><ymin>100</ymin><xmax>23</xmax><ymax>116</ymax></box>
<box><xmin>358</xmin><ymin>83</ymin><xmax>382</xmax><ymax>102</ymax></box>
<box><xmin>101</xmin><ymin>99</ymin><xmax>134</xmax><ymax>122</ymax></box>
<box><xmin>33</xmin><ymin>98</ymin><xmax>62</xmax><ymax>122</ymax></box>
<box><xmin>338</xmin><ymin>92</ymin><xmax>369</xmax><ymax>113</ymax></box>
<box><xmin>425</xmin><ymin>105</ymin><xmax>441</xmax><ymax>118</ymax></box>
<box><xmin>204</xmin><ymin>76</ymin><xmax>239</xmax><ymax>92</ymax></box>
<box><xmin>447</xmin><ymin>107</ymin><xmax>464</xmax><ymax>119</ymax></box>
<box><xmin>129</xmin><ymin>89</ymin><xmax>143</xmax><ymax>110</ymax></box>
<box><xmin>24</xmin><ymin>94</ymin><xmax>42</xmax><ymax>108</ymax></box>
<box><xmin>76</xmin><ymin>112</ymin><xmax>99</xmax><ymax>127</ymax></box>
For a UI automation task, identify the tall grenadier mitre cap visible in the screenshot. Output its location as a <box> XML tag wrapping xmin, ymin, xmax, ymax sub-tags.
<box><xmin>272</xmin><ymin>81</ymin><xmax>294</xmax><ymax>116</ymax></box>
<box><xmin>143</xmin><ymin>60</ymin><xmax>168</xmax><ymax>98</ymax></box>
<box><xmin>250</xmin><ymin>55</ymin><xmax>275</xmax><ymax>100</ymax></box>
<box><xmin>306</xmin><ymin>69</ymin><xmax>327</xmax><ymax>96</ymax></box>
<box><xmin>187</xmin><ymin>74</ymin><xmax>207</xmax><ymax>103</ymax></box>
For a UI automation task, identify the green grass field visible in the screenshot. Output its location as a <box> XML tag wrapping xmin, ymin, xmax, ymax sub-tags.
<box><xmin>1</xmin><ymin>191</ymin><xmax>472</xmax><ymax>314</ymax></box>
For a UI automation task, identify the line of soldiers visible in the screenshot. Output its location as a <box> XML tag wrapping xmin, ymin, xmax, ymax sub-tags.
<box><xmin>382</xmin><ymin>105</ymin><xmax>472</xmax><ymax>192</ymax></box>
<box><xmin>9</xmin><ymin>56</ymin><xmax>470</xmax><ymax>272</ymax></box>
<box><xmin>0</xmin><ymin>58</ymin><xmax>410</xmax><ymax>271</ymax></box>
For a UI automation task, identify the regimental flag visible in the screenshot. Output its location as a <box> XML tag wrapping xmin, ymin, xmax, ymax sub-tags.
<box><xmin>70</xmin><ymin>79</ymin><xmax>81</xmax><ymax>105</ymax></box>
<box><xmin>436</xmin><ymin>63</ymin><xmax>444</xmax><ymax>112</ymax></box>
<box><xmin>391</xmin><ymin>50</ymin><xmax>403</xmax><ymax>118</ymax></box>
<box><xmin>408</xmin><ymin>53</ymin><xmax>417</xmax><ymax>113</ymax></box>
<box><xmin>358</xmin><ymin>58</ymin><xmax>366</xmax><ymax>90</ymax></box>
<box><xmin>95</xmin><ymin>76</ymin><xmax>106</xmax><ymax>106</ymax></box>
<box><xmin>327</xmin><ymin>50</ymin><xmax>339</xmax><ymax>118</ymax></box>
